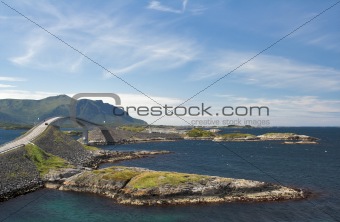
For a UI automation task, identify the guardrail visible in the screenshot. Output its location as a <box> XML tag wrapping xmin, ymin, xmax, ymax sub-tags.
<box><xmin>0</xmin><ymin>117</ymin><xmax>61</xmax><ymax>155</ymax></box>
<box><xmin>0</xmin><ymin>122</ymin><xmax>39</xmax><ymax>149</ymax></box>
<box><xmin>0</xmin><ymin>144</ymin><xmax>25</xmax><ymax>155</ymax></box>
<box><xmin>0</xmin><ymin>116</ymin><xmax>101</xmax><ymax>155</ymax></box>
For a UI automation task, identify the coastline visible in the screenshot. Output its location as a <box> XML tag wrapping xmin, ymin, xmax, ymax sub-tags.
<box><xmin>0</xmin><ymin>148</ymin><xmax>171</xmax><ymax>202</ymax></box>
<box><xmin>55</xmin><ymin>166</ymin><xmax>307</xmax><ymax>206</ymax></box>
<box><xmin>0</xmin><ymin>143</ymin><xmax>309</xmax><ymax>205</ymax></box>
<box><xmin>0</xmin><ymin>127</ymin><xmax>316</xmax><ymax>205</ymax></box>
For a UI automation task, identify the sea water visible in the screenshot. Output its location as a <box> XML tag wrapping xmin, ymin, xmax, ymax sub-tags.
<box><xmin>0</xmin><ymin>127</ymin><xmax>339</xmax><ymax>222</ymax></box>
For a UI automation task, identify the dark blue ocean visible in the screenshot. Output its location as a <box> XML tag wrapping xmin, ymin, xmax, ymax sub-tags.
<box><xmin>0</xmin><ymin>127</ymin><xmax>339</xmax><ymax>222</ymax></box>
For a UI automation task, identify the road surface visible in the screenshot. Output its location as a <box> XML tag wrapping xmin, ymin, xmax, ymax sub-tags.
<box><xmin>0</xmin><ymin>117</ymin><xmax>62</xmax><ymax>154</ymax></box>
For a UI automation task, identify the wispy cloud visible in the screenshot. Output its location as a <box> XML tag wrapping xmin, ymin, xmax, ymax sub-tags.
<box><xmin>214</xmin><ymin>94</ymin><xmax>340</xmax><ymax>114</ymax></box>
<box><xmin>147</xmin><ymin>0</ymin><xmax>189</xmax><ymax>14</ymax></box>
<box><xmin>104</xmin><ymin>36</ymin><xmax>198</xmax><ymax>77</ymax></box>
<box><xmin>10</xmin><ymin>48</ymin><xmax>35</xmax><ymax>66</ymax></box>
<box><xmin>5</xmin><ymin>1</ymin><xmax>198</xmax><ymax>76</ymax></box>
<box><xmin>9</xmin><ymin>36</ymin><xmax>45</xmax><ymax>66</ymax></box>
<box><xmin>190</xmin><ymin>51</ymin><xmax>340</xmax><ymax>91</ymax></box>
<box><xmin>0</xmin><ymin>76</ymin><xmax>26</xmax><ymax>82</ymax></box>
<box><xmin>0</xmin><ymin>90</ymin><xmax>61</xmax><ymax>100</ymax></box>
<box><xmin>307</xmin><ymin>34</ymin><xmax>340</xmax><ymax>52</ymax></box>
<box><xmin>210</xmin><ymin>94</ymin><xmax>340</xmax><ymax>126</ymax></box>
<box><xmin>0</xmin><ymin>84</ymin><xmax>15</xmax><ymax>88</ymax></box>
<box><xmin>0</xmin><ymin>76</ymin><xmax>25</xmax><ymax>88</ymax></box>
<box><xmin>293</xmin><ymin>10</ymin><xmax>340</xmax><ymax>53</ymax></box>
<box><xmin>189</xmin><ymin>5</ymin><xmax>208</xmax><ymax>15</ymax></box>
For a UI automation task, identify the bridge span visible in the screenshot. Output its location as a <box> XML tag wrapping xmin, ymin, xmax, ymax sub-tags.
<box><xmin>0</xmin><ymin>116</ymin><xmax>103</xmax><ymax>155</ymax></box>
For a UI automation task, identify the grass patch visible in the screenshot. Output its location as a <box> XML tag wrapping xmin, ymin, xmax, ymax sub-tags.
<box><xmin>53</xmin><ymin>136</ymin><xmax>64</xmax><ymax>143</ymax></box>
<box><xmin>83</xmin><ymin>145</ymin><xmax>101</xmax><ymax>151</ymax></box>
<box><xmin>128</xmin><ymin>171</ymin><xmax>207</xmax><ymax>189</ymax></box>
<box><xmin>24</xmin><ymin>143</ymin><xmax>71</xmax><ymax>176</ymax></box>
<box><xmin>186</xmin><ymin>128</ymin><xmax>215</xmax><ymax>138</ymax></box>
<box><xmin>119</xmin><ymin>125</ymin><xmax>146</xmax><ymax>133</ymax></box>
<box><xmin>92</xmin><ymin>167</ymin><xmax>142</xmax><ymax>181</ymax></box>
<box><xmin>63</xmin><ymin>131</ymin><xmax>82</xmax><ymax>136</ymax></box>
<box><xmin>220</xmin><ymin>133</ymin><xmax>256</xmax><ymax>139</ymax></box>
<box><xmin>80</xmin><ymin>167</ymin><xmax>209</xmax><ymax>189</ymax></box>
<box><xmin>262</xmin><ymin>133</ymin><xmax>296</xmax><ymax>137</ymax></box>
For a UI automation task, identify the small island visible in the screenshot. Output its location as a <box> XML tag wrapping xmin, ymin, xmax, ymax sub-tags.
<box><xmin>75</xmin><ymin>126</ymin><xmax>320</xmax><ymax>145</ymax></box>
<box><xmin>57</xmin><ymin>166</ymin><xmax>306</xmax><ymax>205</ymax></box>
<box><xmin>183</xmin><ymin>129</ymin><xmax>319</xmax><ymax>144</ymax></box>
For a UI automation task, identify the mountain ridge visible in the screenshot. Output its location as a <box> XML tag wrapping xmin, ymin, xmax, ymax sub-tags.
<box><xmin>0</xmin><ymin>95</ymin><xmax>146</xmax><ymax>127</ymax></box>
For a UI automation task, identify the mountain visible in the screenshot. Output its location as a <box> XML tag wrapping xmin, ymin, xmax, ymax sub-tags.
<box><xmin>0</xmin><ymin>95</ymin><xmax>146</xmax><ymax>127</ymax></box>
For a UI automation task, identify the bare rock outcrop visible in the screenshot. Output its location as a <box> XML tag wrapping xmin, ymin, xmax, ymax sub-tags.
<box><xmin>58</xmin><ymin>166</ymin><xmax>307</xmax><ymax>206</ymax></box>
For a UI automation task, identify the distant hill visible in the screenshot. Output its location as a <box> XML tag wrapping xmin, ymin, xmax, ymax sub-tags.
<box><xmin>0</xmin><ymin>95</ymin><xmax>146</xmax><ymax>127</ymax></box>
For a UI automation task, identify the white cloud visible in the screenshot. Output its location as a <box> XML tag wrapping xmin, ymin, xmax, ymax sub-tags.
<box><xmin>74</xmin><ymin>93</ymin><xmax>183</xmax><ymax>107</ymax></box>
<box><xmin>189</xmin><ymin>5</ymin><xmax>208</xmax><ymax>15</ymax></box>
<box><xmin>0</xmin><ymin>84</ymin><xmax>15</xmax><ymax>88</ymax></box>
<box><xmin>0</xmin><ymin>90</ymin><xmax>60</xmax><ymax>99</ymax></box>
<box><xmin>190</xmin><ymin>51</ymin><xmax>340</xmax><ymax>91</ymax></box>
<box><xmin>0</xmin><ymin>76</ymin><xmax>25</xmax><ymax>89</ymax></box>
<box><xmin>119</xmin><ymin>93</ymin><xmax>183</xmax><ymax>107</ymax></box>
<box><xmin>0</xmin><ymin>76</ymin><xmax>26</xmax><ymax>81</ymax></box>
<box><xmin>0</xmin><ymin>90</ymin><xmax>187</xmax><ymax>125</ymax></box>
<box><xmin>10</xmin><ymin>36</ymin><xmax>45</xmax><ymax>66</ymax></box>
<box><xmin>147</xmin><ymin>0</ymin><xmax>189</xmax><ymax>14</ymax></box>
<box><xmin>307</xmin><ymin>34</ymin><xmax>340</xmax><ymax>52</ymax></box>
<box><xmin>175</xmin><ymin>94</ymin><xmax>340</xmax><ymax>126</ymax></box>
<box><xmin>6</xmin><ymin>1</ymin><xmax>198</xmax><ymax>76</ymax></box>
<box><xmin>10</xmin><ymin>49</ymin><xmax>35</xmax><ymax>66</ymax></box>
<box><xmin>104</xmin><ymin>93</ymin><xmax>340</xmax><ymax>126</ymax></box>
<box><xmin>95</xmin><ymin>93</ymin><xmax>185</xmax><ymax>124</ymax></box>
<box><xmin>103</xmin><ymin>37</ymin><xmax>198</xmax><ymax>77</ymax></box>
<box><xmin>214</xmin><ymin>94</ymin><xmax>340</xmax><ymax>116</ymax></box>
<box><xmin>1</xmin><ymin>90</ymin><xmax>338</xmax><ymax>126</ymax></box>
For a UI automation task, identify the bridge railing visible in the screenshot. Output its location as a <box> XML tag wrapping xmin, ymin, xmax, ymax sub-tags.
<box><xmin>0</xmin><ymin>144</ymin><xmax>25</xmax><ymax>155</ymax></box>
<box><xmin>0</xmin><ymin>116</ymin><xmax>103</xmax><ymax>154</ymax></box>
<box><xmin>0</xmin><ymin>117</ymin><xmax>60</xmax><ymax>149</ymax></box>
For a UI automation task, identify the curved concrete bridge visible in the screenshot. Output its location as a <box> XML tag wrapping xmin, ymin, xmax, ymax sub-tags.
<box><xmin>0</xmin><ymin>116</ymin><xmax>103</xmax><ymax>155</ymax></box>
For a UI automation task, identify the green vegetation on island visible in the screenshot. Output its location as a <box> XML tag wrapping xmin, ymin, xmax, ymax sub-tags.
<box><xmin>119</xmin><ymin>125</ymin><xmax>146</xmax><ymax>133</ymax></box>
<box><xmin>128</xmin><ymin>171</ymin><xmax>208</xmax><ymax>189</ymax></box>
<box><xmin>83</xmin><ymin>145</ymin><xmax>101</xmax><ymax>152</ymax></box>
<box><xmin>63</xmin><ymin>131</ymin><xmax>82</xmax><ymax>136</ymax></box>
<box><xmin>186</xmin><ymin>128</ymin><xmax>215</xmax><ymax>138</ymax></box>
<box><xmin>24</xmin><ymin>144</ymin><xmax>71</xmax><ymax>176</ymax></box>
<box><xmin>219</xmin><ymin>133</ymin><xmax>256</xmax><ymax>140</ymax></box>
<box><xmin>92</xmin><ymin>167</ymin><xmax>141</xmax><ymax>181</ymax></box>
<box><xmin>1</xmin><ymin>123</ymin><xmax>310</xmax><ymax>204</ymax></box>
<box><xmin>262</xmin><ymin>133</ymin><xmax>295</xmax><ymax>136</ymax></box>
<box><xmin>72</xmin><ymin>166</ymin><xmax>210</xmax><ymax>190</ymax></box>
<box><xmin>85</xmin><ymin>166</ymin><xmax>209</xmax><ymax>189</ymax></box>
<box><xmin>60</xmin><ymin>166</ymin><xmax>305</xmax><ymax>205</ymax></box>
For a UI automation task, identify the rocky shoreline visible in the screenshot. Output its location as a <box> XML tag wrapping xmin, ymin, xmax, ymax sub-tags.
<box><xmin>0</xmin><ymin>149</ymin><xmax>170</xmax><ymax>202</ymax></box>
<box><xmin>53</xmin><ymin>166</ymin><xmax>306</xmax><ymax>206</ymax></box>
<box><xmin>210</xmin><ymin>133</ymin><xmax>318</xmax><ymax>143</ymax></box>
<box><xmin>87</xmin><ymin>128</ymin><xmax>183</xmax><ymax>145</ymax></box>
<box><xmin>0</xmin><ymin>125</ymin><xmax>172</xmax><ymax>202</ymax></box>
<box><xmin>1</xmin><ymin>145</ymin><xmax>308</xmax><ymax>205</ymax></box>
<box><xmin>0</xmin><ymin>147</ymin><xmax>43</xmax><ymax>202</ymax></box>
<box><xmin>86</xmin><ymin>128</ymin><xmax>319</xmax><ymax>145</ymax></box>
<box><xmin>1</xmin><ymin>126</ymin><xmax>311</xmax><ymax>205</ymax></box>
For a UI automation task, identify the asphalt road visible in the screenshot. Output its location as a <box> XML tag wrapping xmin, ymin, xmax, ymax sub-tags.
<box><xmin>0</xmin><ymin>117</ymin><xmax>62</xmax><ymax>154</ymax></box>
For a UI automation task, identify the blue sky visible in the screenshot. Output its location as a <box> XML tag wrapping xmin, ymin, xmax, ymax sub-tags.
<box><xmin>0</xmin><ymin>0</ymin><xmax>339</xmax><ymax>126</ymax></box>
